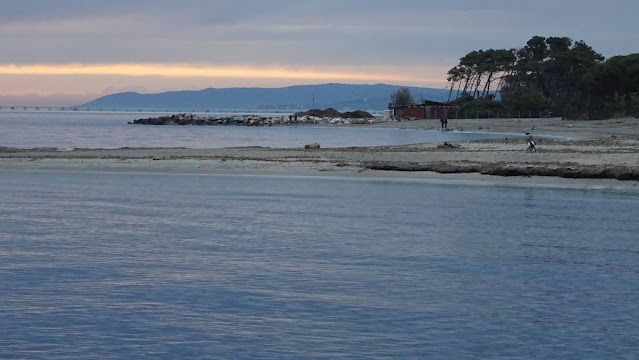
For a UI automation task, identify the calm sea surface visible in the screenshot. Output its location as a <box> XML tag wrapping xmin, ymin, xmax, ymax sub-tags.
<box><xmin>0</xmin><ymin>111</ymin><xmax>517</xmax><ymax>149</ymax></box>
<box><xmin>1</xmin><ymin>171</ymin><xmax>638</xmax><ymax>359</ymax></box>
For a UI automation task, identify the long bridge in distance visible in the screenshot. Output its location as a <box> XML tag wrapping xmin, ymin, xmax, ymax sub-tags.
<box><xmin>0</xmin><ymin>106</ymin><xmax>296</xmax><ymax>114</ymax></box>
<box><xmin>0</xmin><ymin>106</ymin><xmax>142</xmax><ymax>112</ymax></box>
<box><xmin>0</xmin><ymin>106</ymin><xmax>201</xmax><ymax>113</ymax></box>
<box><xmin>1</xmin><ymin>105</ymin><xmax>66</xmax><ymax>111</ymax></box>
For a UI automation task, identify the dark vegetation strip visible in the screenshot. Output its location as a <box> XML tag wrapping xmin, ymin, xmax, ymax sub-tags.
<box><xmin>363</xmin><ymin>162</ymin><xmax>639</xmax><ymax>181</ymax></box>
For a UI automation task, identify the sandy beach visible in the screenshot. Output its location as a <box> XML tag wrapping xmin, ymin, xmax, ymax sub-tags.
<box><xmin>2</xmin><ymin>117</ymin><xmax>639</xmax><ymax>187</ymax></box>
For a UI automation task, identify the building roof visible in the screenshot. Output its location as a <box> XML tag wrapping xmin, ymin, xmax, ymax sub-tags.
<box><xmin>420</xmin><ymin>100</ymin><xmax>453</xmax><ymax>106</ymax></box>
<box><xmin>389</xmin><ymin>99</ymin><xmax>455</xmax><ymax>109</ymax></box>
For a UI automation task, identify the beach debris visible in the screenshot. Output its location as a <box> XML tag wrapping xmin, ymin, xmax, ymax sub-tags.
<box><xmin>304</xmin><ymin>142</ymin><xmax>321</xmax><ymax>150</ymax></box>
<box><xmin>437</xmin><ymin>142</ymin><xmax>461</xmax><ymax>149</ymax></box>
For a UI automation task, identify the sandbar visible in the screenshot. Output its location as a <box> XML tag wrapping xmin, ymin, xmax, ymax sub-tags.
<box><xmin>1</xmin><ymin>117</ymin><xmax>638</xmax><ymax>188</ymax></box>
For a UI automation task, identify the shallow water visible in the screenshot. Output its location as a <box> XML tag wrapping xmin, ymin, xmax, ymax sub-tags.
<box><xmin>1</xmin><ymin>171</ymin><xmax>638</xmax><ymax>359</ymax></box>
<box><xmin>0</xmin><ymin>111</ymin><xmax>515</xmax><ymax>149</ymax></box>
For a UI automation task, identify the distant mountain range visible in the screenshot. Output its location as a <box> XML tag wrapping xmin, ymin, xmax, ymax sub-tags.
<box><xmin>79</xmin><ymin>83</ymin><xmax>450</xmax><ymax>111</ymax></box>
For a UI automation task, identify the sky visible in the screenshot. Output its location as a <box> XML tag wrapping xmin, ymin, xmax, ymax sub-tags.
<box><xmin>1</xmin><ymin>0</ymin><xmax>638</xmax><ymax>106</ymax></box>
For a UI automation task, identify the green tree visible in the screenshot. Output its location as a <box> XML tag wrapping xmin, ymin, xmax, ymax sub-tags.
<box><xmin>500</xmin><ymin>36</ymin><xmax>604</xmax><ymax>117</ymax></box>
<box><xmin>579</xmin><ymin>53</ymin><xmax>639</xmax><ymax>118</ymax></box>
<box><xmin>481</xmin><ymin>49</ymin><xmax>516</xmax><ymax>98</ymax></box>
<box><xmin>447</xmin><ymin>48</ymin><xmax>515</xmax><ymax>101</ymax></box>
<box><xmin>442</xmin><ymin>35</ymin><xmax>639</xmax><ymax>119</ymax></box>
<box><xmin>391</xmin><ymin>87</ymin><xmax>415</xmax><ymax>106</ymax></box>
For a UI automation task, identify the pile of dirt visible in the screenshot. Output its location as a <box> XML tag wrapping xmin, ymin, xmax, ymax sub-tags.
<box><xmin>341</xmin><ymin>110</ymin><xmax>374</xmax><ymax>119</ymax></box>
<box><xmin>294</xmin><ymin>108</ymin><xmax>373</xmax><ymax>119</ymax></box>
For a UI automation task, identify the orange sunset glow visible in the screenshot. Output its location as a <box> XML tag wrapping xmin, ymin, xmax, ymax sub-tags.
<box><xmin>0</xmin><ymin>63</ymin><xmax>444</xmax><ymax>84</ymax></box>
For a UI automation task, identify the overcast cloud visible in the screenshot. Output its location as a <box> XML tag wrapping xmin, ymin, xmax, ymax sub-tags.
<box><xmin>1</xmin><ymin>0</ymin><xmax>637</xmax><ymax>104</ymax></box>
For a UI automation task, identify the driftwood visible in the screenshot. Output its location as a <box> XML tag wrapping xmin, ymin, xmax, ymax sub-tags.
<box><xmin>437</xmin><ymin>142</ymin><xmax>461</xmax><ymax>149</ymax></box>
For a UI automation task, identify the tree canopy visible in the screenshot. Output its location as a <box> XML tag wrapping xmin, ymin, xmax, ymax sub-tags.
<box><xmin>445</xmin><ymin>35</ymin><xmax>637</xmax><ymax>119</ymax></box>
<box><xmin>578</xmin><ymin>53</ymin><xmax>639</xmax><ymax>118</ymax></box>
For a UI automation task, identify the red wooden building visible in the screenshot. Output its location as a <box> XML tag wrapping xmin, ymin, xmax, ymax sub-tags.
<box><xmin>389</xmin><ymin>100</ymin><xmax>457</xmax><ymax>119</ymax></box>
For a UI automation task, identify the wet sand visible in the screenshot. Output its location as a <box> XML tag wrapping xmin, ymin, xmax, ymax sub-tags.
<box><xmin>2</xmin><ymin>117</ymin><xmax>638</xmax><ymax>187</ymax></box>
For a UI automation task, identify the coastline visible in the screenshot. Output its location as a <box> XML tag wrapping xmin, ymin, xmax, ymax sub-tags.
<box><xmin>2</xmin><ymin>117</ymin><xmax>638</xmax><ymax>187</ymax></box>
<box><xmin>2</xmin><ymin>158</ymin><xmax>637</xmax><ymax>191</ymax></box>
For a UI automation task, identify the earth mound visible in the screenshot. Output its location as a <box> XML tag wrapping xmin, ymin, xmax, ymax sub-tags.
<box><xmin>294</xmin><ymin>108</ymin><xmax>373</xmax><ymax>119</ymax></box>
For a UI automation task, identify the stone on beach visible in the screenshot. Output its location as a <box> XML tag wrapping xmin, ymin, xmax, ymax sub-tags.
<box><xmin>304</xmin><ymin>143</ymin><xmax>321</xmax><ymax>149</ymax></box>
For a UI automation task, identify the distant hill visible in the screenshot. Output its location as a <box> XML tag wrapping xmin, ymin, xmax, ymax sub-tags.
<box><xmin>79</xmin><ymin>83</ymin><xmax>450</xmax><ymax>111</ymax></box>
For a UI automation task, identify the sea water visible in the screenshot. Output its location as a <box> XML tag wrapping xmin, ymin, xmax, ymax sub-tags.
<box><xmin>0</xmin><ymin>111</ymin><xmax>517</xmax><ymax>149</ymax></box>
<box><xmin>1</xmin><ymin>170</ymin><xmax>638</xmax><ymax>359</ymax></box>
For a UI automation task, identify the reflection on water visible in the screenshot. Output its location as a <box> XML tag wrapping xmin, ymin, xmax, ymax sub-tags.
<box><xmin>1</xmin><ymin>171</ymin><xmax>638</xmax><ymax>359</ymax></box>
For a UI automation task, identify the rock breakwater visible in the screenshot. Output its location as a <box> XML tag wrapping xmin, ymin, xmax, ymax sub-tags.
<box><xmin>131</xmin><ymin>110</ymin><xmax>377</xmax><ymax>126</ymax></box>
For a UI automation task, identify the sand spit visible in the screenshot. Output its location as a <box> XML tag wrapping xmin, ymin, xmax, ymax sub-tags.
<box><xmin>2</xmin><ymin>117</ymin><xmax>638</xmax><ymax>185</ymax></box>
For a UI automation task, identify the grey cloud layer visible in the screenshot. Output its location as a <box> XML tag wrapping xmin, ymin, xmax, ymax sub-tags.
<box><xmin>1</xmin><ymin>0</ymin><xmax>637</xmax><ymax>67</ymax></box>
